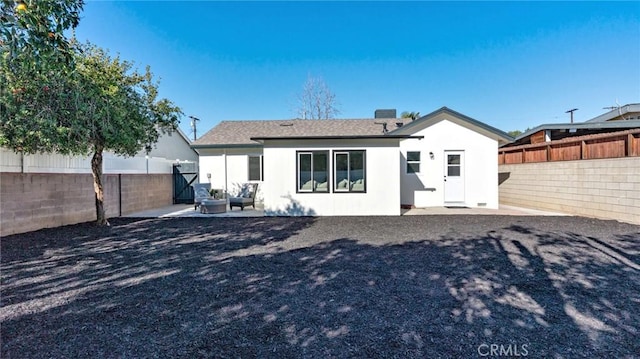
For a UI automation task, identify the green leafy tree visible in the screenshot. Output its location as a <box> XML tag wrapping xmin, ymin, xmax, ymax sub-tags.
<box><xmin>1</xmin><ymin>0</ymin><xmax>85</xmax><ymax>152</ymax></box>
<box><xmin>507</xmin><ymin>130</ymin><xmax>523</xmax><ymax>137</ymax></box>
<box><xmin>1</xmin><ymin>0</ymin><xmax>83</xmax><ymax>66</ymax></box>
<box><xmin>2</xmin><ymin>1</ymin><xmax>181</xmax><ymax>226</ymax></box>
<box><xmin>75</xmin><ymin>45</ymin><xmax>182</xmax><ymax>225</ymax></box>
<box><xmin>401</xmin><ymin>111</ymin><xmax>421</xmax><ymax>120</ymax></box>
<box><xmin>1</xmin><ymin>43</ymin><xmax>182</xmax><ymax>225</ymax></box>
<box><xmin>507</xmin><ymin>128</ymin><xmax>531</xmax><ymax>138</ymax></box>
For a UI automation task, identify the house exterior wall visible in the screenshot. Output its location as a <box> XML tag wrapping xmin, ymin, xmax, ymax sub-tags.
<box><xmin>197</xmin><ymin>147</ymin><xmax>264</xmax><ymax>199</ymax></box>
<box><xmin>0</xmin><ymin>148</ymin><xmax>182</xmax><ymax>175</ymax></box>
<box><xmin>138</xmin><ymin>129</ymin><xmax>199</xmax><ymax>164</ymax></box>
<box><xmin>227</xmin><ymin>154</ymin><xmax>252</xmax><ymax>195</ymax></box>
<box><xmin>499</xmin><ymin>158</ymin><xmax>640</xmax><ymax>225</ymax></box>
<box><xmin>261</xmin><ymin>139</ymin><xmax>401</xmax><ymax>216</ymax></box>
<box><xmin>198</xmin><ymin>154</ymin><xmax>226</xmax><ymax>189</ymax></box>
<box><xmin>399</xmin><ymin>119</ymin><xmax>499</xmax><ymax>208</ymax></box>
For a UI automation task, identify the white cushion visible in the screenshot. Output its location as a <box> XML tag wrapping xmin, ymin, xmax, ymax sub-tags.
<box><xmin>301</xmin><ymin>180</ymin><xmax>315</xmax><ymax>190</ymax></box>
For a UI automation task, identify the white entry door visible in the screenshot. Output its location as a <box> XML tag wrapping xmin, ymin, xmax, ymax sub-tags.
<box><xmin>444</xmin><ymin>151</ymin><xmax>465</xmax><ymax>203</ymax></box>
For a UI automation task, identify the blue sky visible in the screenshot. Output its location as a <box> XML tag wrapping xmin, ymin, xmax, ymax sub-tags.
<box><xmin>74</xmin><ymin>1</ymin><xmax>640</xmax><ymax>138</ymax></box>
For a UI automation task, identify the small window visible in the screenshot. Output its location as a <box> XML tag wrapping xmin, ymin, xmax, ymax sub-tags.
<box><xmin>407</xmin><ymin>151</ymin><xmax>420</xmax><ymax>174</ymax></box>
<box><xmin>248</xmin><ymin>155</ymin><xmax>262</xmax><ymax>181</ymax></box>
<box><xmin>447</xmin><ymin>154</ymin><xmax>461</xmax><ymax>177</ymax></box>
<box><xmin>334</xmin><ymin>150</ymin><xmax>366</xmax><ymax>192</ymax></box>
<box><xmin>297</xmin><ymin>151</ymin><xmax>329</xmax><ymax>192</ymax></box>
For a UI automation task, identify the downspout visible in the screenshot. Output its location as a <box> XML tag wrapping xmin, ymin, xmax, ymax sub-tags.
<box><xmin>223</xmin><ymin>149</ymin><xmax>228</xmax><ymax>198</ymax></box>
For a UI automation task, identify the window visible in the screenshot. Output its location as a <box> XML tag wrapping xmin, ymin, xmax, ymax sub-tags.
<box><xmin>407</xmin><ymin>151</ymin><xmax>420</xmax><ymax>174</ymax></box>
<box><xmin>297</xmin><ymin>151</ymin><xmax>329</xmax><ymax>192</ymax></box>
<box><xmin>447</xmin><ymin>154</ymin><xmax>461</xmax><ymax>177</ymax></box>
<box><xmin>334</xmin><ymin>150</ymin><xmax>366</xmax><ymax>192</ymax></box>
<box><xmin>248</xmin><ymin>155</ymin><xmax>263</xmax><ymax>181</ymax></box>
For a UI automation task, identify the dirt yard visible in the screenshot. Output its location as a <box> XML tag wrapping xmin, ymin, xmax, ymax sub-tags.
<box><xmin>1</xmin><ymin>216</ymin><xmax>638</xmax><ymax>358</ymax></box>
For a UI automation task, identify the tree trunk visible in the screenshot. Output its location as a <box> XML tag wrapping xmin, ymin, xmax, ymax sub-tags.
<box><xmin>91</xmin><ymin>144</ymin><xmax>109</xmax><ymax>226</ymax></box>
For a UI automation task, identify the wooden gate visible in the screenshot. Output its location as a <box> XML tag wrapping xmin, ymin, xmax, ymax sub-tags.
<box><xmin>173</xmin><ymin>163</ymin><xmax>197</xmax><ymax>204</ymax></box>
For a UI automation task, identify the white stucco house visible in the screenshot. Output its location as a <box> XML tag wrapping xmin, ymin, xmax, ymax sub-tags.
<box><xmin>192</xmin><ymin>107</ymin><xmax>512</xmax><ymax>216</ymax></box>
<box><xmin>143</xmin><ymin>127</ymin><xmax>200</xmax><ymax>164</ymax></box>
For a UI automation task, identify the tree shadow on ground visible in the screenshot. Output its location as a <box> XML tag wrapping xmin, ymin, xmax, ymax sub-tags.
<box><xmin>264</xmin><ymin>194</ymin><xmax>317</xmax><ymax>216</ymax></box>
<box><xmin>1</xmin><ymin>216</ymin><xmax>638</xmax><ymax>358</ymax></box>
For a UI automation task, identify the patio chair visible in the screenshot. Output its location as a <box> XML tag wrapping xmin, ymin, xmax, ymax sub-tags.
<box><xmin>193</xmin><ymin>183</ymin><xmax>212</xmax><ymax>211</ymax></box>
<box><xmin>229</xmin><ymin>183</ymin><xmax>258</xmax><ymax>211</ymax></box>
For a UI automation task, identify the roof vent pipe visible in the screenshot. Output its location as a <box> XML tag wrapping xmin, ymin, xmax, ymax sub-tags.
<box><xmin>374</xmin><ymin>122</ymin><xmax>389</xmax><ymax>134</ymax></box>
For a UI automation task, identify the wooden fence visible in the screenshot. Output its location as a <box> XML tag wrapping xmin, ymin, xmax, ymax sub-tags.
<box><xmin>498</xmin><ymin>129</ymin><xmax>640</xmax><ymax>164</ymax></box>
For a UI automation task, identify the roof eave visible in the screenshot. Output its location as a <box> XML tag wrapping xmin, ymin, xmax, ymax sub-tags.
<box><xmin>512</xmin><ymin>120</ymin><xmax>640</xmax><ymax>142</ymax></box>
<box><xmin>191</xmin><ymin>143</ymin><xmax>262</xmax><ymax>149</ymax></box>
<box><xmin>250</xmin><ymin>135</ymin><xmax>424</xmax><ymax>142</ymax></box>
<box><xmin>586</xmin><ymin>103</ymin><xmax>640</xmax><ymax>122</ymax></box>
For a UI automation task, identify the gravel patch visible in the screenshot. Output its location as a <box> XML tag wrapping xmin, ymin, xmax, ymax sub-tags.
<box><xmin>1</xmin><ymin>216</ymin><xmax>639</xmax><ymax>358</ymax></box>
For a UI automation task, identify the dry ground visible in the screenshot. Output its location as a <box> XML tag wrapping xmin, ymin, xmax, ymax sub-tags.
<box><xmin>1</xmin><ymin>216</ymin><xmax>639</xmax><ymax>358</ymax></box>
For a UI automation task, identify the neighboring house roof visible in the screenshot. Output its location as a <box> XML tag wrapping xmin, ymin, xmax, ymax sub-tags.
<box><xmin>586</xmin><ymin>103</ymin><xmax>640</xmax><ymax>122</ymax></box>
<box><xmin>389</xmin><ymin>106</ymin><xmax>514</xmax><ymax>145</ymax></box>
<box><xmin>505</xmin><ymin>120</ymin><xmax>640</xmax><ymax>147</ymax></box>
<box><xmin>192</xmin><ymin>118</ymin><xmax>414</xmax><ymax>148</ymax></box>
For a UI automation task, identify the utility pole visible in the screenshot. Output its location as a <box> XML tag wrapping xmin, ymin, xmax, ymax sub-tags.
<box><xmin>565</xmin><ymin>108</ymin><xmax>578</xmax><ymax>123</ymax></box>
<box><xmin>188</xmin><ymin>116</ymin><xmax>200</xmax><ymax>141</ymax></box>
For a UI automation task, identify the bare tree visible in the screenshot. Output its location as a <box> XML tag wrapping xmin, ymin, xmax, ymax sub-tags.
<box><xmin>296</xmin><ymin>75</ymin><xmax>340</xmax><ymax>119</ymax></box>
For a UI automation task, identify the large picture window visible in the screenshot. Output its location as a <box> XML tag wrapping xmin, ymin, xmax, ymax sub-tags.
<box><xmin>248</xmin><ymin>155</ymin><xmax>263</xmax><ymax>181</ymax></box>
<box><xmin>297</xmin><ymin>151</ymin><xmax>329</xmax><ymax>192</ymax></box>
<box><xmin>406</xmin><ymin>151</ymin><xmax>420</xmax><ymax>174</ymax></box>
<box><xmin>334</xmin><ymin>150</ymin><xmax>366</xmax><ymax>192</ymax></box>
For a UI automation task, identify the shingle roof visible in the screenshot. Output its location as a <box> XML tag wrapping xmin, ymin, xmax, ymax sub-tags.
<box><xmin>192</xmin><ymin>118</ymin><xmax>414</xmax><ymax>147</ymax></box>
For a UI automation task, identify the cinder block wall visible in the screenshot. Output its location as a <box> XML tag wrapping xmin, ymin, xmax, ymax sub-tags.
<box><xmin>499</xmin><ymin>157</ymin><xmax>640</xmax><ymax>224</ymax></box>
<box><xmin>0</xmin><ymin>173</ymin><xmax>172</xmax><ymax>236</ymax></box>
<box><xmin>119</xmin><ymin>174</ymin><xmax>173</xmax><ymax>214</ymax></box>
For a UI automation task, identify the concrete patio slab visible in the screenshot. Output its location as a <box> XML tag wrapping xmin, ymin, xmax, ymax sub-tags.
<box><xmin>126</xmin><ymin>203</ymin><xmax>569</xmax><ymax>218</ymax></box>
<box><xmin>403</xmin><ymin>205</ymin><xmax>571</xmax><ymax>216</ymax></box>
<box><xmin>125</xmin><ymin>204</ymin><xmax>264</xmax><ymax>218</ymax></box>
